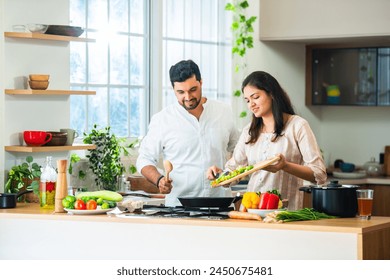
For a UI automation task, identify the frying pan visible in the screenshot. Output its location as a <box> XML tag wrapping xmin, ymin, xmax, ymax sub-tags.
<box><xmin>178</xmin><ymin>196</ymin><xmax>242</xmax><ymax>208</ymax></box>
<box><xmin>0</xmin><ymin>189</ymin><xmax>32</xmax><ymax>209</ymax></box>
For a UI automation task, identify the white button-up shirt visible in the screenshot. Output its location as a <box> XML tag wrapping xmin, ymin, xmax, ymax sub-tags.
<box><xmin>136</xmin><ymin>99</ymin><xmax>239</xmax><ymax>206</ymax></box>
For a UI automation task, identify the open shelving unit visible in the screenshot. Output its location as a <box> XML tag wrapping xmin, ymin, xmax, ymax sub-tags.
<box><xmin>4</xmin><ymin>32</ymin><xmax>95</xmax><ymax>42</ymax></box>
<box><xmin>5</xmin><ymin>89</ymin><xmax>96</xmax><ymax>95</ymax></box>
<box><xmin>3</xmin><ymin>30</ymin><xmax>96</xmax><ymax>153</ymax></box>
<box><xmin>4</xmin><ymin>144</ymin><xmax>96</xmax><ymax>153</ymax></box>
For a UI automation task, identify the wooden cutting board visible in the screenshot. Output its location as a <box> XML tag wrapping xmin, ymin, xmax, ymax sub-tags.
<box><xmin>212</xmin><ymin>155</ymin><xmax>280</xmax><ymax>187</ymax></box>
<box><xmin>384</xmin><ymin>146</ymin><xmax>390</xmax><ymax>176</ymax></box>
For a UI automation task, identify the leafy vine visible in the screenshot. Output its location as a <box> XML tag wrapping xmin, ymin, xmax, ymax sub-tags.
<box><xmin>225</xmin><ymin>0</ymin><xmax>257</xmax><ymax>118</ymax></box>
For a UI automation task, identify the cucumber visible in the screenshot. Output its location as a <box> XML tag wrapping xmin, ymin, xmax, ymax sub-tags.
<box><xmin>75</xmin><ymin>190</ymin><xmax>123</xmax><ymax>202</ymax></box>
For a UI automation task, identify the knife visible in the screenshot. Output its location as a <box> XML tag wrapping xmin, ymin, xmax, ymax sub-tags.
<box><xmin>212</xmin><ymin>169</ymin><xmax>230</xmax><ymax>179</ymax></box>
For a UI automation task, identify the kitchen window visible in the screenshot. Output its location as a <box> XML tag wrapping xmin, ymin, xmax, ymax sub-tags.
<box><xmin>69</xmin><ymin>0</ymin><xmax>232</xmax><ymax>138</ymax></box>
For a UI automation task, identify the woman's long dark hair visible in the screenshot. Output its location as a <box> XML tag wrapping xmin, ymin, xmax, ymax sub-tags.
<box><xmin>242</xmin><ymin>71</ymin><xmax>296</xmax><ymax>144</ymax></box>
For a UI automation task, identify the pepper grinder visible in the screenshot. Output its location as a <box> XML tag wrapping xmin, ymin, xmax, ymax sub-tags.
<box><xmin>55</xmin><ymin>159</ymin><xmax>68</xmax><ymax>213</ymax></box>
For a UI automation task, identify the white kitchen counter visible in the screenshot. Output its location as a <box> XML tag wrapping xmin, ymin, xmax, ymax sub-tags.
<box><xmin>1</xmin><ymin>203</ymin><xmax>390</xmax><ymax>260</ymax></box>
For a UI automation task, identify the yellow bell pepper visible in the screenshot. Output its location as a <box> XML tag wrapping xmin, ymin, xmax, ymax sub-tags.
<box><xmin>242</xmin><ymin>192</ymin><xmax>260</xmax><ymax>209</ymax></box>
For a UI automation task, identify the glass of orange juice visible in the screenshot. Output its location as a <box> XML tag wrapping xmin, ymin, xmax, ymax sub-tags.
<box><xmin>356</xmin><ymin>189</ymin><xmax>374</xmax><ymax>220</ymax></box>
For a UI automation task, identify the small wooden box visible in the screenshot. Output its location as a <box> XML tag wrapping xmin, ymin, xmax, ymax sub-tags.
<box><xmin>128</xmin><ymin>176</ymin><xmax>159</xmax><ymax>194</ymax></box>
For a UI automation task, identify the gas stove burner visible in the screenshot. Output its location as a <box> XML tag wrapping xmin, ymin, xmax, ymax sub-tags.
<box><xmin>141</xmin><ymin>205</ymin><xmax>232</xmax><ymax>219</ymax></box>
<box><xmin>183</xmin><ymin>206</ymin><xmax>234</xmax><ymax>214</ymax></box>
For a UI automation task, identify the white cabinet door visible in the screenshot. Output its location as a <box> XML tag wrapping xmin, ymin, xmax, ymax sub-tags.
<box><xmin>260</xmin><ymin>0</ymin><xmax>390</xmax><ymax>42</ymax></box>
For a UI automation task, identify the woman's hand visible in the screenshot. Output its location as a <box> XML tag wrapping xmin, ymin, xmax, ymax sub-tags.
<box><xmin>263</xmin><ymin>154</ymin><xmax>287</xmax><ymax>173</ymax></box>
<box><xmin>206</xmin><ymin>165</ymin><xmax>223</xmax><ymax>180</ymax></box>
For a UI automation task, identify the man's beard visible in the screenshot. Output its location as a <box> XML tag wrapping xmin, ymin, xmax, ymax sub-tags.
<box><xmin>182</xmin><ymin>97</ymin><xmax>201</xmax><ymax>111</ymax></box>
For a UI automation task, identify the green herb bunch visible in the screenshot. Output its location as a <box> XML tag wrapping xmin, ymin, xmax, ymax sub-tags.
<box><xmin>275</xmin><ymin>208</ymin><xmax>337</xmax><ymax>222</ymax></box>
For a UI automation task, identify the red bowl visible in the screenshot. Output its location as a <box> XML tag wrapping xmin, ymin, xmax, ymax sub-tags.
<box><xmin>23</xmin><ymin>131</ymin><xmax>52</xmax><ymax>146</ymax></box>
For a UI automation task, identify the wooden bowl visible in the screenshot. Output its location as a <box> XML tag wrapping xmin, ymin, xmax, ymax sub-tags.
<box><xmin>29</xmin><ymin>80</ymin><xmax>49</xmax><ymax>90</ymax></box>
<box><xmin>29</xmin><ymin>74</ymin><xmax>50</xmax><ymax>81</ymax></box>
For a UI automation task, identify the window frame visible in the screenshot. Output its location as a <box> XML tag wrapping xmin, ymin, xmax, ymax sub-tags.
<box><xmin>70</xmin><ymin>0</ymin><xmax>232</xmax><ymax>138</ymax></box>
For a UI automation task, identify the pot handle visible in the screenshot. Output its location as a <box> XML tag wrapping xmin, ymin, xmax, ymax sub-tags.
<box><xmin>233</xmin><ymin>194</ymin><xmax>243</xmax><ymax>203</ymax></box>
<box><xmin>299</xmin><ymin>186</ymin><xmax>312</xmax><ymax>193</ymax></box>
<box><xmin>17</xmin><ymin>189</ymin><xmax>33</xmax><ymax>198</ymax></box>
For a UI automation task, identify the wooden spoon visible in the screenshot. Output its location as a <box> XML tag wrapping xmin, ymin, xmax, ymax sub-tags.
<box><xmin>163</xmin><ymin>160</ymin><xmax>173</xmax><ymax>181</ymax></box>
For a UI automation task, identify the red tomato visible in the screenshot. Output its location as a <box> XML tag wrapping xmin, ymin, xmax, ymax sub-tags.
<box><xmin>74</xmin><ymin>199</ymin><xmax>86</xmax><ymax>210</ymax></box>
<box><xmin>86</xmin><ymin>199</ymin><xmax>97</xmax><ymax>210</ymax></box>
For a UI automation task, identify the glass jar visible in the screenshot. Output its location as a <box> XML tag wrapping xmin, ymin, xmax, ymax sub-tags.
<box><xmin>39</xmin><ymin>156</ymin><xmax>57</xmax><ymax>209</ymax></box>
<box><xmin>363</xmin><ymin>157</ymin><xmax>383</xmax><ymax>177</ymax></box>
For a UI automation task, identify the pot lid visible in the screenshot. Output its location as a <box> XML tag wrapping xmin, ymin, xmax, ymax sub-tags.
<box><xmin>313</xmin><ymin>180</ymin><xmax>359</xmax><ymax>189</ymax></box>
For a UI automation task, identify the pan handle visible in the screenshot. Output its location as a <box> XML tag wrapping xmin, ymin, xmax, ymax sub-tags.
<box><xmin>16</xmin><ymin>189</ymin><xmax>33</xmax><ymax>198</ymax></box>
<box><xmin>299</xmin><ymin>186</ymin><xmax>312</xmax><ymax>193</ymax></box>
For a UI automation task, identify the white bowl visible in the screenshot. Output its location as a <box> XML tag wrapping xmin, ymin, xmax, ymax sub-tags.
<box><xmin>27</xmin><ymin>23</ymin><xmax>48</xmax><ymax>33</ymax></box>
<box><xmin>247</xmin><ymin>208</ymin><xmax>286</xmax><ymax>217</ymax></box>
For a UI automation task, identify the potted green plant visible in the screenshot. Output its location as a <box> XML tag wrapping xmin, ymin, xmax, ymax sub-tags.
<box><xmin>83</xmin><ymin>124</ymin><xmax>129</xmax><ymax>191</ymax></box>
<box><xmin>5</xmin><ymin>156</ymin><xmax>41</xmax><ymax>202</ymax></box>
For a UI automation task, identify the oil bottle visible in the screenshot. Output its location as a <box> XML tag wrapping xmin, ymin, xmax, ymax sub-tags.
<box><xmin>39</xmin><ymin>156</ymin><xmax>57</xmax><ymax>209</ymax></box>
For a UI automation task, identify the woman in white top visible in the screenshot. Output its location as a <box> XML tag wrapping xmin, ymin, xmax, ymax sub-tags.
<box><xmin>207</xmin><ymin>71</ymin><xmax>327</xmax><ymax>210</ymax></box>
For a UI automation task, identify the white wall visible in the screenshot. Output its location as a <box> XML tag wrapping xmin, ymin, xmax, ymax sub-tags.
<box><xmin>0</xmin><ymin>0</ymin><xmax>5</xmax><ymax>187</ymax></box>
<box><xmin>1</xmin><ymin>0</ymin><xmax>71</xmax><ymax>192</ymax></box>
<box><xmin>237</xmin><ymin>0</ymin><xmax>390</xmax><ymax>167</ymax></box>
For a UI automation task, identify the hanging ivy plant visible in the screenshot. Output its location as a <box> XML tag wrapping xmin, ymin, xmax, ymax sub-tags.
<box><xmin>226</xmin><ymin>0</ymin><xmax>257</xmax><ymax>118</ymax></box>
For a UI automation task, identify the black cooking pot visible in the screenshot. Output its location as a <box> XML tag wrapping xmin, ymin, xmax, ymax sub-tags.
<box><xmin>299</xmin><ymin>181</ymin><xmax>359</xmax><ymax>217</ymax></box>
<box><xmin>0</xmin><ymin>190</ymin><xmax>33</xmax><ymax>209</ymax></box>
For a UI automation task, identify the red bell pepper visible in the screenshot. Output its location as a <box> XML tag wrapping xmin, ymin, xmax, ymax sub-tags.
<box><xmin>258</xmin><ymin>192</ymin><xmax>280</xmax><ymax>209</ymax></box>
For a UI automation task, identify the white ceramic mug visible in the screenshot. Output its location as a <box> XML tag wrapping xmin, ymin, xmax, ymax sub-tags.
<box><xmin>60</xmin><ymin>128</ymin><xmax>79</xmax><ymax>146</ymax></box>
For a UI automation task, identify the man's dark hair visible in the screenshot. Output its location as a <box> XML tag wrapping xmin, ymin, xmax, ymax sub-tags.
<box><xmin>169</xmin><ymin>60</ymin><xmax>202</xmax><ymax>87</ymax></box>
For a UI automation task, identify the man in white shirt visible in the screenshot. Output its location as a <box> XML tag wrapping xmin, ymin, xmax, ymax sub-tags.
<box><xmin>136</xmin><ymin>60</ymin><xmax>239</xmax><ymax>206</ymax></box>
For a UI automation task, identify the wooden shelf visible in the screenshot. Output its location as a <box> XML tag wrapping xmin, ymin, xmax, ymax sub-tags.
<box><xmin>4</xmin><ymin>32</ymin><xmax>95</xmax><ymax>42</ymax></box>
<box><xmin>5</xmin><ymin>89</ymin><xmax>96</xmax><ymax>95</ymax></box>
<box><xmin>4</xmin><ymin>144</ymin><xmax>96</xmax><ymax>153</ymax></box>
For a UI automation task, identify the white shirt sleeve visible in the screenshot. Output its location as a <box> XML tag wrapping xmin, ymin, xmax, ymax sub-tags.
<box><xmin>136</xmin><ymin>114</ymin><xmax>162</xmax><ymax>172</ymax></box>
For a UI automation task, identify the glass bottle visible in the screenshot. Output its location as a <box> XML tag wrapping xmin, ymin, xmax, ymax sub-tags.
<box><xmin>39</xmin><ymin>156</ymin><xmax>57</xmax><ymax>209</ymax></box>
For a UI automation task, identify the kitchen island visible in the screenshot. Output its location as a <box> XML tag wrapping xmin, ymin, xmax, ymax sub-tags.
<box><xmin>1</xmin><ymin>203</ymin><xmax>389</xmax><ymax>260</ymax></box>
